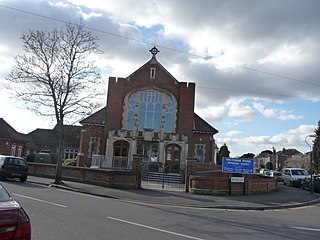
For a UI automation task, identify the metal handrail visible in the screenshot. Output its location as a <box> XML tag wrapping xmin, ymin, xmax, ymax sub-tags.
<box><xmin>162</xmin><ymin>165</ymin><xmax>171</xmax><ymax>189</ymax></box>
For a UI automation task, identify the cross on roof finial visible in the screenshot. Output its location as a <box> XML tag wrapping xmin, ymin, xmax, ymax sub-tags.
<box><xmin>149</xmin><ymin>46</ymin><xmax>159</xmax><ymax>57</ymax></box>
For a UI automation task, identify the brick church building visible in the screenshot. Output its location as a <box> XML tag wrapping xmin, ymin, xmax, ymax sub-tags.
<box><xmin>78</xmin><ymin>47</ymin><xmax>218</xmax><ymax>173</ymax></box>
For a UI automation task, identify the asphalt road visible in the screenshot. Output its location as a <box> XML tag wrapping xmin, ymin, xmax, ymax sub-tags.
<box><xmin>2</xmin><ymin>180</ymin><xmax>320</xmax><ymax>240</ymax></box>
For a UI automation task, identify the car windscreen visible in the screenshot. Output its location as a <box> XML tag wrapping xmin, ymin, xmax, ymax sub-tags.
<box><xmin>291</xmin><ymin>170</ymin><xmax>308</xmax><ymax>175</ymax></box>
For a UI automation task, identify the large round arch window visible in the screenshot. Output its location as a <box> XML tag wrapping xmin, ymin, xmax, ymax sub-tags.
<box><xmin>126</xmin><ymin>89</ymin><xmax>175</xmax><ymax>133</ymax></box>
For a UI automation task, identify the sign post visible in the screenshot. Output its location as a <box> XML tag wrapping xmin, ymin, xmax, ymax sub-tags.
<box><xmin>222</xmin><ymin>158</ymin><xmax>254</xmax><ymax>195</ymax></box>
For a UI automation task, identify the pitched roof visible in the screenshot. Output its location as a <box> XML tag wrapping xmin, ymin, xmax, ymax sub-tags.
<box><xmin>79</xmin><ymin>107</ymin><xmax>106</xmax><ymax>126</ymax></box>
<box><xmin>277</xmin><ymin>148</ymin><xmax>303</xmax><ymax>156</ymax></box>
<box><xmin>28</xmin><ymin>125</ymin><xmax>82</xmax><ymax>148</ymax></box>
<box><xmin>79</xmin><ymin>108</ymin><xmax>218</xmax><ymax>135</ymax></box>
<box><xmin>28</xmin><ymin>128</ymin><xmax>57</xmax><ymax>145</ymax></box>
<box><xmin>193</xmin><ymin>113</ymin><xmax>219</xmax><ymax>134</ymax></box>
<box><xmin>126</xmin><ymin>55</ymin><xmax>179</xmax><ymax>84</ymax></box>
<box><xmin>0</xmin><ymin>118</ymin><xmax>28</xmax><ymax>142</ymax></box>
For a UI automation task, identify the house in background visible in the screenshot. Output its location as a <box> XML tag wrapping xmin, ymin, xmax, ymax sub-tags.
<box><xmin>0</xmin><ymin>118</ymin><xmax>32</xmax><ymax>157</ymax></box>
<box><xmin>277</xmin><ymin>148</ymin><xmax>303</xmax><ymax>169</ymax></box>
<box><xmin>78</xmin><ymin>47</ymin><xmax>219</xmax><ymax>173</ymax></box>
<box><xmin>27</xmin><ymin>125</ymin><xmax>81</xmax><ymax>162</ymax></box>
<box><xmin>254</xmin><ymin>148</ymin><xmax>304</xmax><ymax>171</ymax></box>
<box><xmin>0</xmin><ymin>118</ymin><xmax>81</xmax><ymax>162</ymax></box>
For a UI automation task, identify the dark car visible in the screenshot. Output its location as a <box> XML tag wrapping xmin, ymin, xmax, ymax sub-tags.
<box><xmin>301</xmin><ymin>175</ymin><xmax>320</xmax><ymax>193</ymax></box>
<box><xmin>0</xmin><ymin>155</ymin><xmax>28</xmax><ymax>182</ymax></box>
<box><xmin>0</xmin><ymin>183</ymin><xmax>31</xmax><ymax>239</ymax></box>
<box><xmin>271</xmin><ymin>171</ymin><xmax>284</xmax><ymax>182</ymax></box>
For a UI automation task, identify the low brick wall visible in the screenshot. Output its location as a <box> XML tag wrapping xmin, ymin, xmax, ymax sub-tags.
<box><xmin>28</xmin><ymin>162</ymin><xmax>141</xmax><ymax>189</ymax></box>
<box><xmin>190</xmin><ymin>174</ymin><xmax>277</xmax><ymax>195</ymax></box>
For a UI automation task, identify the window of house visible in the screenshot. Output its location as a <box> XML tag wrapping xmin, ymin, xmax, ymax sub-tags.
<box><xmin>17</xmin><ymin>146</ymin><xmax>22</xmax><ymax>157</ymax></box>
<box><xmin>126</xmin><ymin>89</ymin><xmax>175</xmax><ymax>133</ymax></box>
<box><xmin>65</xmin><ymin>149</ymin><xmax>79</xmax><ymax>159</ymax></box>
<box><xmin>10</xmin><ymin>144</ymin><xmax>16</xmax><ymax>156</ymax></box>
<box><xmin>195</xmin><ymin>144</ymin><xmax>205</xmax><ymax>163</ymax></box>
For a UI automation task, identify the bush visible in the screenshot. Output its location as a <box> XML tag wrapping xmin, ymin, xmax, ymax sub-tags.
<box><xmin>34</xmin><ymin>153</ymin><xmax>52</xmax><ymax>163</ymax></box>
<box><xmin>63</xmin><ymin>159</ymin><xmax>77</xmax><ymax>166</ymax></box>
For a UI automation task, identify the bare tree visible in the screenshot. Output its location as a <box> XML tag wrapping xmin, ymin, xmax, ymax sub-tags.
<box><xmin>7</xmin><ymin>22</ymin><xmax>104</xmax><ymax>184</ymax></box>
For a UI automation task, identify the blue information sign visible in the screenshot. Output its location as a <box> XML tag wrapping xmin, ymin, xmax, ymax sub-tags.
<box><xmin>222</xmin><ymin>157</ymin><xmax>254</xmax><ymax>174</ymax></box>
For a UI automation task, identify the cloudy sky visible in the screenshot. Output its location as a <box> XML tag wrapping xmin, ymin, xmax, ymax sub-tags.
<box><xmin>0</xmin><ymin>0</ymin><xmax>319</xmax><ymax>157</ymax></box>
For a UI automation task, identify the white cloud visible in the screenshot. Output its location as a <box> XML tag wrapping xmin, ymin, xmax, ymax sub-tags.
<box><xmin>226</xmin><ymin>130</ymin><xmax>242</xmax><ymax>137</ymax></box>
<box><xmin>253</xmin><ymin>102</ymin><xmax>303</xmax><ymax>121</ymax></box>
<box><xmin>257</xmin><ymin>42</ymin><xmax>307</xmax><ymax>65</ymax></box>
<box><xmin>195</xmin><ymin>106</ymin><xmax>225</xmax><ymax>122</ymax></box>
<box><xmin>226</xmin><ymin>99</ymin><xmax>255</xmax><ymax>119</ymax></box>
<box><xmin>218</xmin><ymin>124</ymin><xmax>317</xmax><ymax>156</ymax></box>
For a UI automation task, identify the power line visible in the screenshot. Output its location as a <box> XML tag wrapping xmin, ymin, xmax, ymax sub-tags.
<box><xmin>1</xmin><ymin>3</ymin><xmax>320</xmax><ymax>89</ymax></box>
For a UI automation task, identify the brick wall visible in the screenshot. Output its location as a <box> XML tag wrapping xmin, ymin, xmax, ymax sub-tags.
<box><xmin>193</xmin><ymin>133</ymin><xmax>216</xmax><ymax>163</ymax></box>
<box><xmin>106</xmin><ymin>77</ymin><xmax>126</xmax><ymax>130</ymax></box>
<box><xmin>28</xmin><ymin>162</ymin><xmax>141</xmax><ymax>189</ymax></box>
<box><xmin>78</xmin><ymin>126</ymin><xmax>105</xmax><ymax>167</ymax></box>
<box><xmin>190</xmin><ymin>175</ymin><xmax>277</xmax><ymax>195</ymax></box>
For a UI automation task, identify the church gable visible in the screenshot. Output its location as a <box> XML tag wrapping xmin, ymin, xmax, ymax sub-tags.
<box><xmin>125</xmin><ymin>47</ymin><xmax>180</xmax><ymax>97</ymax></box>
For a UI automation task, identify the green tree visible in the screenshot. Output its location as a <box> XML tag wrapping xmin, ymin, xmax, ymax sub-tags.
<box><xmin>217</xmin><ymin>143</ymin><xmax>230</xmax><ymax>165</ymax></box>
<box><xmin>266</xmin><ymin>162</ymin><xmax>274</xmax><ymax>170</ymax></box>
<box><xmin>6</xmin><ymin>22</ymin><xmax>103</xmax><ymax>184</ymax></box>
<box><xmin>312</xmin><ymin>124</ymin><xmax>320</xmax><ymax>174</ymax></box>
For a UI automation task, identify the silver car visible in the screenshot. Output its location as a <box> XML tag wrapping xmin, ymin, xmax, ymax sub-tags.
<box><xmin>282</xmin><ymin>167</ymin><xmax>309</xmax><ymax>187</ymax></box>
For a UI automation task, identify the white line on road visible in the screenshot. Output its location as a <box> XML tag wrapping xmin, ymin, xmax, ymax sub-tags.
<box><xmin>108</xmin><ymin>217</ymin><xmax>206</xmax><ymax>240</ymax></box>
<box><xmin>13</xmin><ymin>193</ymin><xmax>68</xmax><ymax>208</ymax></box>
<box><xmin>291</xmin><ymin>227</ymin><xmax>320</xmax><ymax>232</ymax></box>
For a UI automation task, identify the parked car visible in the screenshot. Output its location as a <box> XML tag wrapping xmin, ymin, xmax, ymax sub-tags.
<box><xmin>0</xmin><ymin>183</ymin><xmax>31</xmax><ymax>239</ymax></box>
<box><xmin>282</xmin><ymin>167</ymin><xmax>309</xmax><ymax>187</ymax></box>
<box><xmin>301</xmin><ymin>175</ymin><xmax>320</xmax><ymax>193</ymax></box>
<box><xmin>259</xmin><ymin>169</ymin><xmax>270</xmax><ymax>176</ymax></box>
<box><xmin>269</xmin><ymin>171</ymin><xmax>284</xmax><ymax>182</ymax></box>
<box><xmin>0</xmin><ymin>155</ymin><xmax>28</xmax><ymax>182</ymax></box>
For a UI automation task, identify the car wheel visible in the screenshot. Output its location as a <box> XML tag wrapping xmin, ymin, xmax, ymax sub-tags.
<box><xmin>20</xmin><ymin>177</ymin><xmax>27</xmax><ymax>182</ymax></box>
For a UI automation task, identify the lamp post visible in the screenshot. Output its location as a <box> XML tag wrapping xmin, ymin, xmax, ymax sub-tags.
<box><xmin>305</xmin><ymin>134</ymin><xmax>316</xmax><ymax>194</ymax></box>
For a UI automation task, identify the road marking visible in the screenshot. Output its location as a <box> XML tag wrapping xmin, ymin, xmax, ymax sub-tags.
<box><xmin>108</xmin><ymin>217</ymin><xmax>206</xmax><ymax>240</ymax></box>
<box><xmin>13</xmin><ymin>193</ymin><xmax>67</xmax><ymax>208</ymax></box>
<box><xmin>291</xmin><ymin>227</ymin><xmax>320</xmax><ymax>232</ymax></box>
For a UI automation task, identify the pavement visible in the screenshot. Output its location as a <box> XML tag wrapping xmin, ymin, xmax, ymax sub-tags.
<box><xmin>27</xmin><ymin>176</ymin><xmax>320</xmax><ymax>210</ymax></box>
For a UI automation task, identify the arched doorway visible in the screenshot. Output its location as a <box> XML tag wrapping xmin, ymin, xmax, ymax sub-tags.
<box><xmin>165</xmin><ymin>144</ymin><xmax>181</xmax><ymax>173</ymax></box>
<box><xmin>113</xmin><ymin>140</ymin><xmax>129</xmax><ymax>168</ymax></box>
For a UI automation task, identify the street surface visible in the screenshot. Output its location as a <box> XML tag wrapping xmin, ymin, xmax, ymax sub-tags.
<box><xmin>2</xmin><ymin>180</ymin><xmax>320</xmax><ymax>240</ymax></box>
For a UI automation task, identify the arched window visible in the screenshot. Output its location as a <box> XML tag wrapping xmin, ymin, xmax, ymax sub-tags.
<box><xmin>125</xmin><ymin>89</ymin><xmax>175</xmax><ymax>133</ymax></box>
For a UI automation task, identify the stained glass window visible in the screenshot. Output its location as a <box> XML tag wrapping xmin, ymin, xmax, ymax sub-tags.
<box><xmin>126</xmin><ymin>89</ymin><xmax>174</xmax><ymax>132</ymax></box>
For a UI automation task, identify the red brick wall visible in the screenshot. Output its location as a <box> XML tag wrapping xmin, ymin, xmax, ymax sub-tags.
<box><xmin>106</xmin><ymin>61</ymin><xmax>195</xmax><ymax>134</ymax></box>
<box><xmin>28</xmin><ymin>163</ymin><xmax>141</xmax><ymax>189</ymax></box>
<box><xmin>106</xmin><ymin>77</ymin><xmax>126</xmax><ymax>130</ymax></box>
<box><xmin>190</xmin><ymin>175</ymin><xmax>277</xmax><ymax>195</ymax></box>
<box><xmin>177</xmin><ymin>82</ymin><xmax>195</xmax><ymax>135</ymax></box>
<box><xmin>78</xmin><ymin>126</ymin><xmax>105</xmax><ymax>167</ymax></box>
<box><xmin>193</xmin><ymin>133</ymin><xmax>215</xmax><ymax>163</ymax></box>
<box><xmin>0</xmin><ymin>139</ymin><xmax>26</xmax><ymax>157</ymax></box>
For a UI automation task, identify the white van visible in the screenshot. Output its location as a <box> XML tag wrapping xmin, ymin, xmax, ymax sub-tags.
<box><xmin>282</xmin><ymin>167</ymin><xmax>309</xmax><ymax>187</ymax></box>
